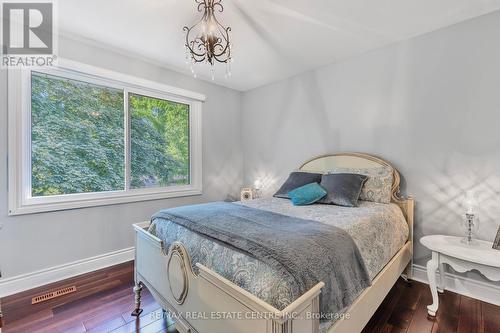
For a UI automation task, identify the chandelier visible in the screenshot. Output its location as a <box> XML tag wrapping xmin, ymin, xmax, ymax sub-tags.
<box><xmin>183</xmin><ymin>0</ymin><xmax>233</xmax><ymax>79</ymax></box>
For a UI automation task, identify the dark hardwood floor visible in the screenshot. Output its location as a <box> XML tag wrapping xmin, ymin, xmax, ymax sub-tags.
<box><xmin>1</xmin><ymin>261</ymin><xmax>498</xmax><ymax>333</ymax></box>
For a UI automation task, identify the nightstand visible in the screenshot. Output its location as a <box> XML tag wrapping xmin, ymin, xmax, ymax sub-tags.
<box><xmin>420</xmin><ymin>235</ymin><xmax>500</xmax><ymax>316</ymax></box>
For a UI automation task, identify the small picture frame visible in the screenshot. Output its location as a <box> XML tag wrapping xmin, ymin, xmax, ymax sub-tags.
<box><xmin>240</xmin><ymin>188</ymin><xmax>254</xmax><ymax>201</ymax></box>
<box><xmin>493</xmin><ymin>225</ymin><xmax>500</xmax><ymax>250</ymax></box>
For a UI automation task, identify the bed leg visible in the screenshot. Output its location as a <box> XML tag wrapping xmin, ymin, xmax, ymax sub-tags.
<box><xmin>401</xmin><ymin>274</ymin><xmax>412</xmax><ymax>285</ymax></box>
<box><xmin>401</xmin><ymin>259</ymin><xmax>413</xmax><ymax>284</ymax></box>
<box><xmin>131</xmin><ymin>283</ymin><xmax>144</xmax><ymax>317</ymax></box>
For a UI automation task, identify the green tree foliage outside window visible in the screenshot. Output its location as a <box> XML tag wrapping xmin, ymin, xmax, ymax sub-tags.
<box><xmin>31</xmin><ymin>72</ymin><xmax>125</xmax><ymax>196</ymax></box>
<box><xmin>130</xmin><ymin>93</ymin><xmax>190</xmax><ymax>188</ymax></box>
<box><xmin>31</xmin><ymin>72</ymin><xmax>191</xmax><ymax>197</ymax></box>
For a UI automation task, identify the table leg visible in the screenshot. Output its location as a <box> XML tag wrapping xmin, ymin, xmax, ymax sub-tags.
<box><xmin>438</xmin><ymin>261</ymin><xmax>445</xmax><ymax>293</ymax></box>
<box><xmin>426</xmin><ymin>252</ymin><xmax>439</xmax><ymax>316</ymax></box>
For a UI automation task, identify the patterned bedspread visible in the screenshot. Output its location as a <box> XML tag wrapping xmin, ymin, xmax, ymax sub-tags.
<box><xmin>148</xmin><ymin>197</ymin><xmax>408</xmax><ymax>330</ymax></box>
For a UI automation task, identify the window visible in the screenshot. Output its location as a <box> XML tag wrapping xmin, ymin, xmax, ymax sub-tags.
<box><xmin>8</xmin><ymin>59</ymin><xmax>204</xmax><ymax>215</ymax></box>
<box><xmin>129</xmin><ymin>93</ymin><xmax>190</xmax><ymax>189</ymax></box>
<box><xmin>31</xmin><ymin>72</ymin><xmax>125</xmax><ymax>196</ymax></box>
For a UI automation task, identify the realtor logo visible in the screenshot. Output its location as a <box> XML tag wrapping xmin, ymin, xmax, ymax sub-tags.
<box><xmin>2</xmin><ymin>1</ymin><xmax>56</xmax><ymax>67</ymax></box>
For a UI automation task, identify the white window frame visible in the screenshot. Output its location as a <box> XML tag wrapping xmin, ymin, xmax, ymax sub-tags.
<box><xmin>8</xmin><ymin>59</ymin><xmax>205</xmax><ymax>215</ymax></box>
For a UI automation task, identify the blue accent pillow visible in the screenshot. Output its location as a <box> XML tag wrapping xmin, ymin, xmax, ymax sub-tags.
<box><xmin>287</xmin><ymin>183</ymin><xmax>327</xmax><ymax>206</ymax></box>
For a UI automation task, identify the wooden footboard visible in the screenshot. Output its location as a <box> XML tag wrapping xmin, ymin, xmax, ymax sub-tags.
<box><xmin>133</xmin><ymin>222</ymin><xmax>324</xmax><ymax>333</ymax></box>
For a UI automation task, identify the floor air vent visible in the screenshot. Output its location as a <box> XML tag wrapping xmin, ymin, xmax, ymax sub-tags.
<box><xmin>31</xmin><ymin>286</ymin><xmax>77</xmax><ymax>304</ymax></box>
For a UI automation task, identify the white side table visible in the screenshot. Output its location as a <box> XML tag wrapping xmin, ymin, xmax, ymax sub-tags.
<box><xmin>420</xmin><ymin>235</ymin><xmax>500</xmax><ymax>316</ymax></box>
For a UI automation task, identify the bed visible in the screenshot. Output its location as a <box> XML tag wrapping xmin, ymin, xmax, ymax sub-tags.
<box><xmin>132</xmin><ymin>153</ymin><xmax>414</xmax><ymax>333</ymax></box>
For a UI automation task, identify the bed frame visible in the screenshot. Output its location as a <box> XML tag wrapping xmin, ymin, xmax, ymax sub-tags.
<box><xmin>132</xmin><ymin>152</ymin><xmax>414</xmax><ymax>333</ymax></box>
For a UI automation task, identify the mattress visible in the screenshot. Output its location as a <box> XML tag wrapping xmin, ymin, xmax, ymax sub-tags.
<box><xmin>148</xmin><ymin>197</ymin><xmax>408</xmax><ymax>328</ymax></box>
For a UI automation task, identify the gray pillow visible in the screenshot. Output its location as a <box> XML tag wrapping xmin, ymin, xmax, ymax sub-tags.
<box><xmin>274</xmin><ymin>172</ymin><xmax>323</xmax><ymax>199</ymax></box>
<box><xmin>329</xmin><ymin>167</ymin><xmax>393</xmax><ymax>204</ymax></box>
<box><xmin>317</xmin><ymin>173</ymin><xmax>368</xmax><ymax>207</ymax></box>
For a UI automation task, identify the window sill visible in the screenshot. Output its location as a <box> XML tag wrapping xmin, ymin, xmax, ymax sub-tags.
<box><xmin>8</xmin><ymin>186</ymin><xmax>203</xmax><ymax>216</ymax></box>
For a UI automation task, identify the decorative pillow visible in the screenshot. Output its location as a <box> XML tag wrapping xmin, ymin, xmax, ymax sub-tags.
<box><xmin>274</xmin><ymin>172</ymin><xmax>323</xmax><ymax>199</ymax></box>
<box><xmin>317</xmin><ymin>173</ymin><xmax>368</xmax><ymax>207</ymax></box>
<box><xmin>287</xmin><ymin>183</ymin><xmax>327</xmax><ymax>206</ymax></box>
<box><xmin>329</xmin><ymin>167</ymin><xmax>393</xmax><ymax>204</ymax></box>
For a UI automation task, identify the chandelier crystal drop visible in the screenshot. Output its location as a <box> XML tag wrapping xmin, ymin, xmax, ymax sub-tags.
<box><xmin>183</xmin><ymin>0</ymin><xmax>233</xmax><ymax>80</ymax></box>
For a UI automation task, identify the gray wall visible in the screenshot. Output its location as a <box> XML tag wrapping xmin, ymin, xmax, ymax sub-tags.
<box><xmin>0</xmin><ymin>36</ymin><xmax>243</xmax><ymax>278</ymax></box>
<box><xmin>241</xmin><ymin>10</ymin><xmax>500</xmax><ymax>273</ymax></box>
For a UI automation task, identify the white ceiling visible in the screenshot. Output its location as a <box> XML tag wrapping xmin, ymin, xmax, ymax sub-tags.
<box><xmin>59</xmin><ymin>0</ymin><xmax>500</xmax><ymax>91</ymax></box>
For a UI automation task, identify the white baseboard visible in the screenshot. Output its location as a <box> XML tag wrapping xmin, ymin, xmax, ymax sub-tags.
<box><xmin>0</xmin><ymin>247</ymin><xmax>134</xmax><ymax>298</ymax></box>
<box><xmin>412</xmin><ymin>264</ymin><xmax>500</xmax><ymax>306</ymax></box>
